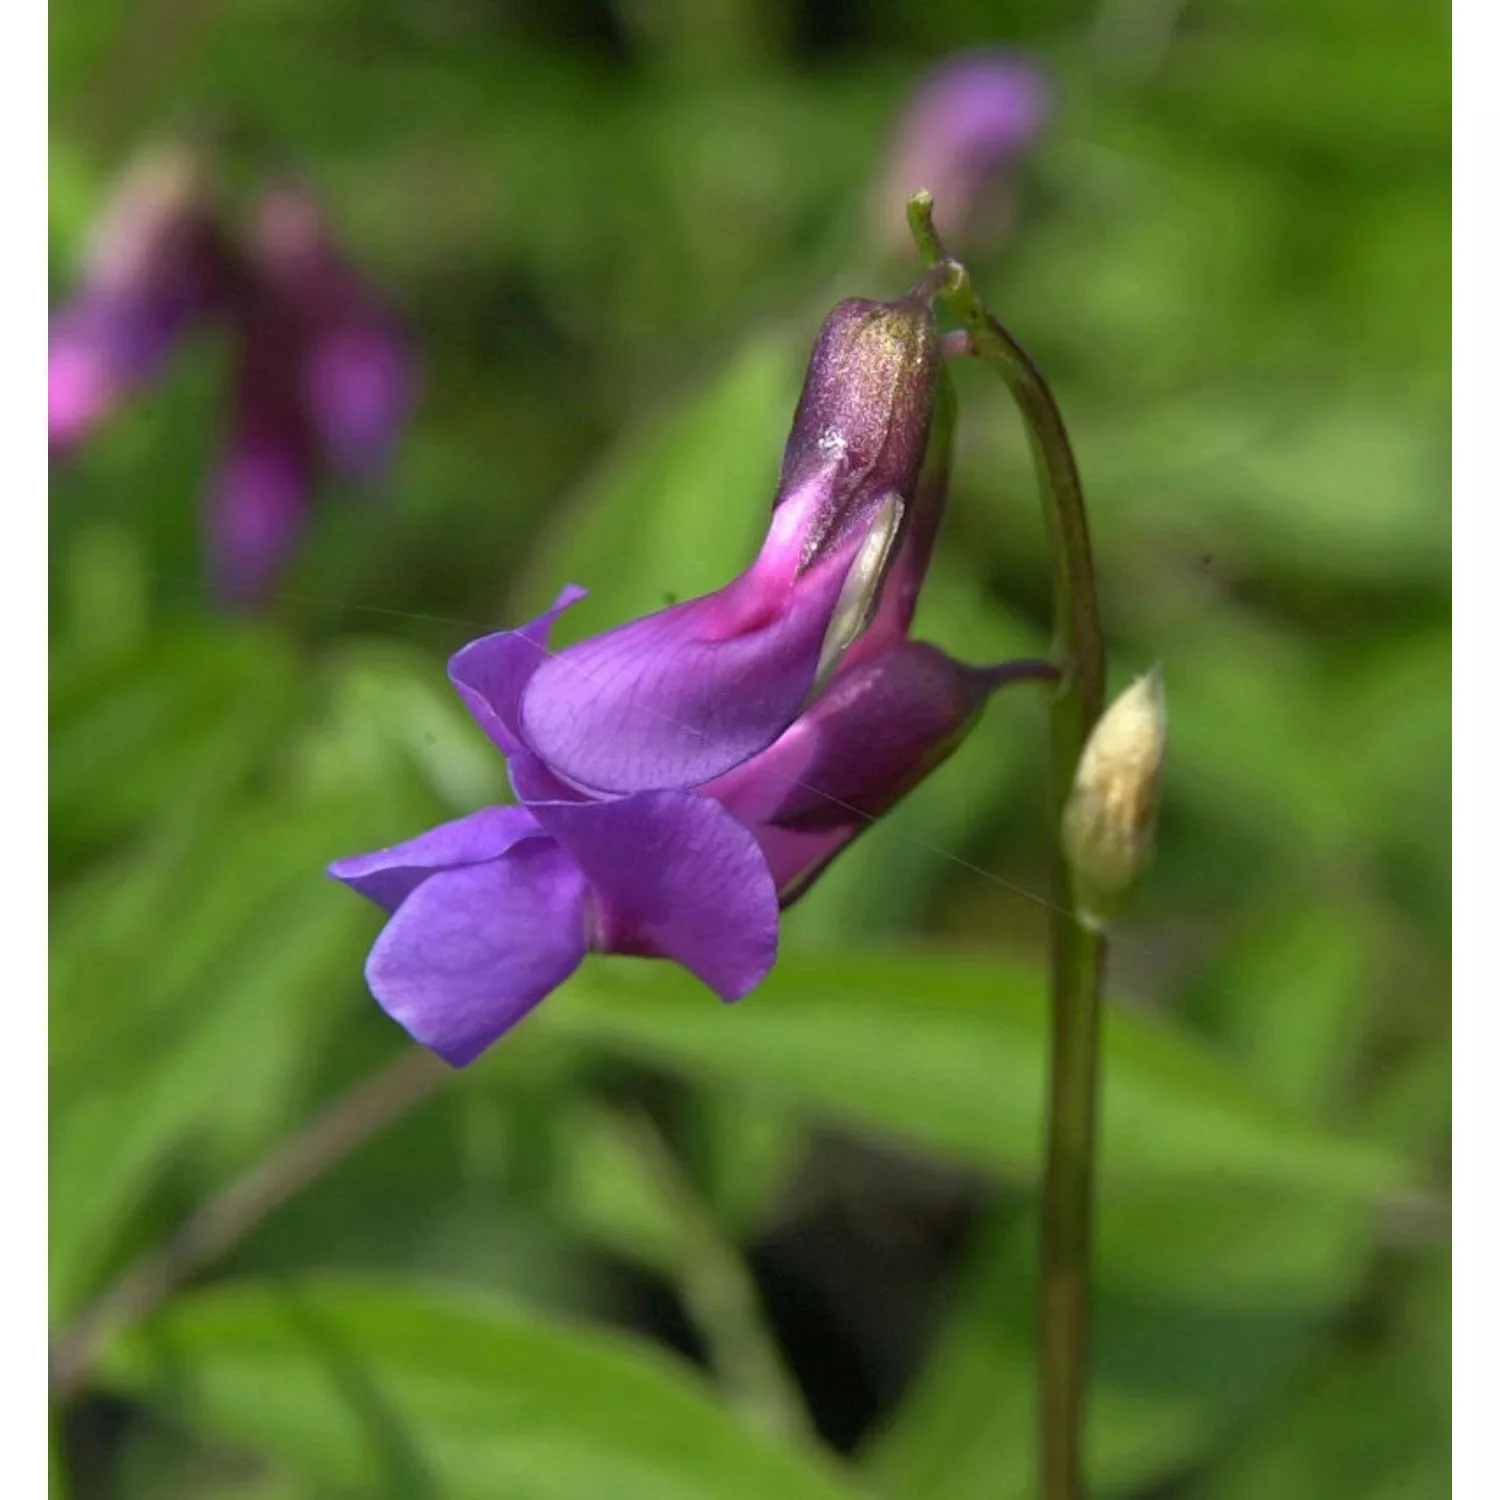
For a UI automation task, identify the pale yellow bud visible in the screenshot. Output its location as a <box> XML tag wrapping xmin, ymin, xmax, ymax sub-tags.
<box><xmin>1061</xmin><ymin>666</ymin><xmax>1166</xmax><ymax>932</ymax></box>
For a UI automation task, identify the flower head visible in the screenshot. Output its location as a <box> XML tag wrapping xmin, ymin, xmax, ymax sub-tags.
<box><xmin>332</xmin><ymin>583</ymin><xmax>1051</xmax><ymax>1065</ymax></box>
<box><xmin>330</xmin><ymin>286</ymin><xmax>1057</xmax><ymax>1065</ymax></box>
<box><xmin>206</xmin><ymin>280</ymin><xmax>319</xmax><ymax>607</ymax></box>
<box><xmin>876</xmin><ymin>51</ymin><xmax>1051</xmax><ymax>254</ymax></box>
<box><xmin>49</xmin><ymin>149</ymin><xmax>415</xmax><ymax>607</ymax></box>
<box><xmin>244</xmin><ymin>183</ymin><xmax>414</xmax><ymax>480</ymax></box>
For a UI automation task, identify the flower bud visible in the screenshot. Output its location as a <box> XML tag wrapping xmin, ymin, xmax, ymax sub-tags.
<box><xmin>774</xmin><ymin>291</ymin><xmax>942</xmax><ymax>571</ymax></box>
<box><xmin>513</xmin><ymin>285</ymin><xmax>948</xmax><ymax>795</ymax></box>
<box><xmin>1061</xmin><ymin>667</ymin><xmax>1167</xmax><ymax>931</ymax></box>
<box><xmin>876</xmin><ymin>51</ymin><xmax>1050</xmax><ymax>256</ymax></box>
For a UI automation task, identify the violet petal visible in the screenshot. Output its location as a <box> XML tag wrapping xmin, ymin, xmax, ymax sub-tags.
<box><xmin>48</xmin><ymin>300</ymin><xmax>181</xmax><ymax>454</ymax></box>
<box><xmin>206</xmin><ymin>432</ymin><xmax>314</xmax><ymax>608</ymax></box>
<box><xmin>448</xmin><ymin>585</ymin><xmax>589</xmax><ymax>757</ymax></box>
<box><xmin>327</xmin><ymin>805</ymin><xmax>544</xmax><ymax>913</ymax></box>
<box><xmin>364</xmin><ymin>838</ymin><xmax>589</xmax><ymax>1066</ymax></box>
<box><xmin>516</xmin><ymin>540</ymin><xmax>871</xmax><ymax>794</ymax></box>
<box><xmin>708</xmin><ymin>639</ymin><xmax>990</xmax><ymax>830</ymax></box>
<box><xmin>306</xmin><ymin>321</ymin><xmax>414</xmax><ymax>479</ymax></box>
<box><xmin>514</xmin><ymin>756</ymin><xmax>779</xmax><ymax>1001</ymax></box>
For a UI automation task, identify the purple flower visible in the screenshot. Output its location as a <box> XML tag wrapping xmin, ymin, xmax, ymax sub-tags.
<box><xmin>330</xmin><ymin>288</ymin><xmax>1056</xmax><ymax>1065</ymax></box>
<box><xmin>49</xmin><ymin>150</ymin><xmax>415</xmax><ymax>607</ymax></box>
<box><xmin>877</xmin><ymin>51</ymin><xmax>1051</xmax><ymax>253</ymax></box>
<box><xmin>204</xmin><ymin>185</ymin><xmax>416</xmax><ymax>606</ymax></box>
<box><xmin>330</xmin><ymin>583</ymin><xmax>1048</xmax><ymax>1066</ymax></box>
<box><xmin>48</xmin><ymin>145</ymin><xmax>237</xmax><ymax>454</ymax></box>
<box><xmin>329</xmin><ymin>584</ymin><xmax>779</xmax><ymax>1065</ymax></box>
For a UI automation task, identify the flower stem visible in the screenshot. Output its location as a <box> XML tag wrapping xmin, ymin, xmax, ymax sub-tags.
<box><xmin>610</xmin><ymin>1106</ymin><xmax>815</xmax><ymax>1448</ymax></box>
<box><xmin>51</xmin><ymin>1049</ymin><xmax>448</xmax><ymax>1400</ymax></box>
<box><xmin>909</xmin><ymin>192</ymin><xmax>1108</xmax><ymax>1500</ymax></box>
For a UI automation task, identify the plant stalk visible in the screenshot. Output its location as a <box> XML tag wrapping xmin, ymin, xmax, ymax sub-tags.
<box><xmin>51</xmin><ymin>1048</ymin><xmax>448</xmax><ymax>1400</ymax></box>
<box><xmin>908</xmin><ymin>192</ymin><xmax>1108</xmax><ymax>1500</ymax></box>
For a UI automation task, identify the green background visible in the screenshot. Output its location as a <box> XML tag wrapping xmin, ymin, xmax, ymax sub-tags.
<box><xmin>50</xmin><ymin>1</ymin><xmax>1450</xmax><ymax>1496</ymax></box>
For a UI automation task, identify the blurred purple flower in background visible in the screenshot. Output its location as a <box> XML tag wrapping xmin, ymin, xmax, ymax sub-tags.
<box><xmin>245</xmin><ymin>185</ymin><xmax>413</xmax><ymax>482</ymax></box>
<box><xmin>330</xmin><ymin>287</ymin><xmax>1056</xmax><ymax>1066</ymax></box>
<box><xmin>49</xmin><ymin>147</ymin><xmax>414</xmax><ymax>607</ymax></box>
<box><xmin>876</xmin><ymin>50</ymin><xmax>1051</xmax><ymax>254</ymax></box>
<box><xmin>209</xmin><ymin>184</ymin><xmax>414</xmax><ymax>606</ymax></box>
<box><xmin>48</xmin><ymin>145</ymin><xmax>238</xmax><ymax>455</ymax></box>
<box><xmin>207</xmin><ymin>264</ymin><xmax>320</xmax><ymax>609</ymax></box>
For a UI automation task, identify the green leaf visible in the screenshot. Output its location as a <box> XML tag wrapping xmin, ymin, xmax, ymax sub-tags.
<box><xmin>541</xmin><ymin>952</ymin><xmax>1407</xmax><ymax>1199</ymax></box>
<box><xmin>550</xmin><ymin>1103</ymin><xmax>690</xmax><ymax>1277</ymax></box>
<box><xmin>103</xmin><ymin>1278</ymin><xmax>860</xmax><ymax>1500</ymax></box>
<box><xmin>56</xmin><ymin>522</ymin><xmax>150</xmax><ymax>668</ymax></box>
<box><xmin>48</xmin><ymin>826</ymin><xmax>376</xmax><ymax>1320</ymax></box>
<box><xmin>297</xmin><ymin>640</ymin><xmax>510</xmax><ymax>815</ymax></box>
<box><xmin>147</xmin><ymin>1479</ymin><xmax>320</xmax><ymax>1500</ymax></box>
<box><xmin>50</xmin><ymin>623</ymin><xmax>306</xmax><ymax>858</ymax></box>
<box><xmin>49</xmin><ymin>637</ymin><xmax>469</xmax><ymax>1319</ymax></box>
<box><xmin>1182</xmin><ymin>897</ymin><xmax>1374</xmax><ymax>1114</ymax></box>
<box><xmin>1184</xmin><ymin>1254</ymin><xmax>1449</xmax><ymax>1500</ymax></box>
<box><xmin>1332</xmin><ymin>628</ymin><xmax>1451</xmax><ymax>908</ymax></box>
<box><xmin>1137</xmin><ymin>611</ymin><xmax>1356</xmax><ymax>865</ymax></box>
<box><xmin>864</xmin><ymin>1189</ymin><xmax>1374</xmax><ymax>1500</ymax></box>
<box><xmin>696</xmin><ymin>1090</ymin><xmax>803</xmax><ymax>1239</ymax></box>
<box><xmin>1076</xmin><ymin>387</ymin><xmax>1450</xmax><ymax>585</ymax></box>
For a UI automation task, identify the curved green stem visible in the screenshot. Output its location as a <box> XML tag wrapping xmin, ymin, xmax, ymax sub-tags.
<box><xmin>908</xmin><ymin>192</ymin><xmax>1108</xmax><ymax>1500</ymax></box>
<box><xmin>611</xmin><ymin>1107</ymin><xmax>814</xmax><ymax>1448</ymax></box>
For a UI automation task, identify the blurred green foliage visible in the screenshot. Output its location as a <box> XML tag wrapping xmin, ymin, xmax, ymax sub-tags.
<box><xmin>50</xmin><ymin>0</ymin><xmax>1449</xmax><ymax>1496</ymax></box>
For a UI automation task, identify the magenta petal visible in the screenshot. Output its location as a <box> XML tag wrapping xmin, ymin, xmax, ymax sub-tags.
<box><xmin>754</xmin><ymin>824</ymin><xmax>862</xmax><ymax>906</ymax></box>
<box><xmin>517</xmin><ymin>554</ymin><xmax>857</xmax><ymax>794</ymax></box>
<box><xmin>327</xmin><ymin>805</ymin><xmax>543</xmax><ymax>913</ymax></box>
<box><xmin>365</xmin><ymin>840</ymin><xmax>589</xmax><ymax>1066</ymax></box>
<box><xmin>49</xmin><ymin>330</ymin><xmax>118</xmax><ymax>453</ymax></box>
<box><xmin>306</xmin><ymin>323</ymin><xmax>414</xmax><ymax>478</ymax></box>
<box><xmin>448</xmin><ymin>586</ymin><xmax>589</xmax><ymax>756</ymax></box>
<box><xmin>207</xmin><ymin>433</ymin><xmax>313</xmax><ymax>608</ymax></box>
<box><xmin>710</xmin><ymin>640</ymin><xmax>990</xmax><ymax>830</ymax></box>
<box><xmin>48</xmin><ymin>300</ymin><xmax>175</xmax><ymax>453</ymax></box>
<box><xmin>703</xmin><ymin>640</ymin><xmax>1036</xmax><ymax>904</ymax></box>
<box><xmin>515</xmin><ymin>760</ymin><xmax>779</xmax><ymax>1001</ymax></box>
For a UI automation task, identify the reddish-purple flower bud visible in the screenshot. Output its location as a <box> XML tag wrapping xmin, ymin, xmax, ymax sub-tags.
<box><xmin>706</xmin><ymin>637</ymin><xmax>1004</xmax><ymax>903</ymax></box>
<box><xmin>48</xmin><ymin>145</ymin><xmax>237</xmax><ymax>453</ymax></box>
<box><xmin>876</xmin><ymin>51</ymin><xmax>1050</xmax><ymax>254</ymax></box>
<box><xmin>514</xmin><ymin>288</ymin><xmax>943</xmax><ymax>795</ymax></box>
<box><xmin>849</xmin><ymin>364</ymin><xmax>956</xmax><ymax>661</ymax></box>
<box><xmin>774</xmin><ymin>292</ymin><xmax>944</xmax><ymax>568</ymax></box>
